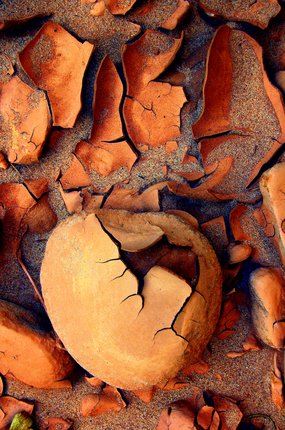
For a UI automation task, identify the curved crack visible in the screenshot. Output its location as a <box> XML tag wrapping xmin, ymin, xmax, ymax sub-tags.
<box><xmin>153</xmin><ymin>327</ymin><xmax>188</xmax><ymax>344</ymax></box>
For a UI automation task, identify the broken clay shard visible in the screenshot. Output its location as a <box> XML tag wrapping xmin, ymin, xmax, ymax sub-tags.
<box><xmin>24</xmin><ymin>195</ymin><xmax>57</xmax><ymax>234</ymax></box>
<box><xmin>156</xmin><ymin>376</ymin><xmax>191</xmax><ymax>391</ymax></box>
<box><xmin>250</xmin><ymin>268</ymin><xmax>285</xmax><ymax>348</ymax></box>
<box><xmin>215</xmin><ymin>293</ymin><xmax>241</xmax><ymax>340</ymax></box>
<box><xmin>80</xmin><ymin>386</ymin><xmax>126</xmax><ymax>417</ymax></box>
<box><xmin>84</xmin><ymin>376</ymin><xmax>104</xmax><ymax>388</ymax></box>
<box><xmin>91</xmin><ymin>55</ymin><xmax>124</xmax><ymax>143</ymax></box>
<box><xmin>19</xmin><ymin>22</ymin><xmax>94</xmax><ymax>128</ymax></box>
<box><xmin>75</xmin><ymin>139</ymin><xmax>137</xmax><ymax>177</ymax></box>
<box><xmin>0</xmin><ymin>183</ymin><xmax>36</xmax><ymax>259</ymax></box>
<box><xmin>192</xmin><ymin>26</ymin><xmax>235</xmax><ymax>140</ymax></box>
<box><xmin>123</xmin><ymin>30</ymin><xmax>186</xmax><ymax>148</ymax></box>
<box><xmin>60</xmin><ymin>155</ymin><xmax>91</xmax><ymax>190</ymax></box>
<box><xmin>0</xmin><ymin>61</ymin><xmax>51</xmax><ymax>164</ymax></box>
<box><xmin>156</xmin><ymin>399</ymin><xmax>197</xmax><ymax>430</ymax></box>
<box><xmin>104</xmin><ymin>224</ymin><xmax>164</xmax><ymax>252</ymax></box>
<box><xmin>41</xmin><ymin>417</ymin><xmax>73</xmax><ymax>430</ymax></box>
<box><xmin>0</xmin><ymin>300</ymin><xmax>75</xmax><ymax>389</ymax></box>
<box><xmin>181</xmin><ymin>359</ymin><xmax>209</xmax><ymax>376</ymax></box>
<box><xmin>131</xmin><ymin>386</ymin><xmax>155</xmax><ymax>403</ymax></box>
<box><xmin>197</xmin><ymin>405</ymin><xmax>220</xmax><ymax>429</ymax></box>
<box><xmin>103</xmin><ymin>184</ymin><xmax>161</xmax><ymax>212</ymax></box>
<box><xmin>199</xmin><ymin>0</ymin><xmax>280</xmax><ymax>29</ymax></box>
<box><xmin>271</xmin><ymin>352</ymin><xmax>285</xmax><ymax>410</ymax></box>
<box><xmin>192</xmin><ymin>25</ymin><xmax>285</xmax><ymax>199</ymax></box>
<box><xmin>41</xmin><ymin>210</ymin><xmax>222</xmax><ymax>389</ymax></box>
<box><xmin>59</xmin><ymin>186</ymin><xmax>84</xmax><ymax>215</ymax></box>
<box><xmin>24</xmin><ymin>178</ymin><xmax>49</xmax><ymax>199</ymax></box>
<box><xmin>230</xmin><ymin>204</ymin><xmax>279</xmax><ymax>267</ymax></box>
<box><xmin>164</xmin><ymin>157</ymin><xmax>234</xmax><ymax>202</ymax></box>
<box><xmin>212</xmin><ymin>395</ymin><xmax>243</xmax><ymax>430</ymax></box>
<box><xmin>161</xmin><ymin>0</ymin><xmax>191</xmax><ymax>30</ymax></box>
<box><xmin>90</xmin><ymin>1</ymin><xmax>106</xmax><ymax>16</ymax></box>
<box><xmin>227</xmin><ymin>243</ymin><xmax>252</xmax><ymax>265</ymax></box>
<box><xmin>260</xmin><ymin>162</ymin><xmax>285</xmax><ymax>267</ymax></box>
<box><xmin>227</xmin><ymin>334</ymin><xmax>262</xmax><ymax>359</ymax></box>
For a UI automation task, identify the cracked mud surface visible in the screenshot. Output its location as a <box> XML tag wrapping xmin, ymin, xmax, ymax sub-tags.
<box><xmin>1</xmin><ymin>0</ymin><xmax>285</xmax><ymax>428</ymax></box>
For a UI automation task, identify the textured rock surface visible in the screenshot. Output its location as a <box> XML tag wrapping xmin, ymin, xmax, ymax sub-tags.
<box><xmin>41</xmin><ymin>210</ymin><xmax>222</xmax><ymax>389</ymax></box>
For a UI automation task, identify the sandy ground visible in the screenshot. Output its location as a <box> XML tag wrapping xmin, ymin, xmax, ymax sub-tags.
<box><xmin>0</xmin><ymin>0</ymin><xmax>285</xmax><ymax>429</ymax></box>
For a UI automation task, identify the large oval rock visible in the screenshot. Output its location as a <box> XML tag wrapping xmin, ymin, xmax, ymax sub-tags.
<box><xmin>40</xmin><ymin>210</ymin><xmax>222</xmax><ymax>389</ymax></box>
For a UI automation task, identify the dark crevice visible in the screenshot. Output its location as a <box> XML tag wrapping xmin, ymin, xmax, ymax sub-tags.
<box><xmin>97</xmin><ymin>257</ymin><xmax>121</xmax><ymax>264</ymax></box>
<box><xmin>126</xmin><ymin>94</ymin><xmax>157</xmax><ymax>116</ymax></box>
<box><xmin>94</xmin><ymin>215</ymin><xmax>145</xmax><ymax>305</ymax></box>
<box><xmin>95</xmin><ymin>214</ymin><xmax>122</xmax><ymax>251</ymax></box>
<box><xmin>170</xmin><ymin>292</ymin><xmax>193</xmax><ymax>334</ymax></box>
<box><xmin>101</xmin><ymin>136</ymin><xmax>126</xmax><ymax>144</ymax></box>
<box><xmin>111</xmin><ymin>267</ymin><xmax>129</xmax><ymax>281</ymax></box>
<box><xmin>120</xmin><ymin>292</ymin><xmax>144</xmax><ymax>317</ymax></box>
<box><xmin>273</xmin><ymin>319</ymin><xmax>285</xmax><ymax>326</ymax></box>
<box><xmin>153</xmin><ymin>326</ymin><xmax>188</xmax><ymax>344</ymax></box>
<box><xmin>195</xmin><ymin>129</ymin><xmax>252</xmax><ymax>143</ymax></box>
<box><xmin>192</xmin><ymin>289</ymin><xmax>206</xmax><ymax>302</ymax></box>
<box><xmin>115</xmin><ymin>62</ymin><xmax>140</xmax><ymax>160</ymax></box>
<box><xmin>120</xmin><ymin>236</ymin><xmax>199</xmax><ymax>290</ymax></box>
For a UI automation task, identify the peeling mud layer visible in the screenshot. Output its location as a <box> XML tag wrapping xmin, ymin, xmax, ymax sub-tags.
<box><xmin>1</xmin><ymin>0</ymin><xmax>285</xmax><ymax>429</ymax></box>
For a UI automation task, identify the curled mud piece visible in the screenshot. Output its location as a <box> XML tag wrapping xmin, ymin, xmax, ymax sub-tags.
<box><xmin>60</xmin><ymin>155</ymin><xmax>91</xmax><ymax>190</ymax></box>
<box><xmin>0</xmin><ymin>56</ymin><xmax>51</xmax><ymax>164</ymax></box>
<box><xmin>259</xmin><ymin>162</ymin><xmax>285</xmax><ymax>267</ymax></box>
<box><xmin>91</xmin><ymin>55</ymin><xmax>124</xmax><ymax>143</ymax></box>
<box><xmin>215</xmin><ymin>293</ymin><xmax>241</xmax><ymax>341</ymax></box>
<box><xmin>103</xmin><ymin>184</ymin><xmax>161</xmax><ymax>211</ymax></box>
<box><xmin>89</xmin><ymin>2</ymin><xmax>106</xmax><ymax>17</ymax></box>
<box><xmin>76</xmin><ymin>56</ymin><xmax>137</xmax><ymax>177</ymax></box>
<box><xmin>160</xmin><ymin>0</ymin><xmax>192</xmax><ymax>30</ymax></box>
<box><xmin>199</xmin><ymin>0</ymin><xmax>280</xmax><ymax>29</ymax></box>
<box><xmin>123</xmin><ymin>30</ymin><xmax>187</xmax><ymax>148</ymax></box>
<box><xmin>0</xmin><ymin>183</ymin><xmax>36</xmax><ymax>260</ymax></box>
<box><xmin>156</xmin><ymin>399</ymin><xmax>196</xmax><ymax>429</ymax></box>
<box><xmin>230</xmin><ymin>204</ymin><xmax>280</xmax><ymax>267</ymax></box>
<box><xmin>271</xmin><ymin>352</ymin><xmax>285</xmax><ymax>410</ymax></box>
<box><xmin>197</xmin><ymin>405</ymin><xmax>220</xmax><ymax>429</ymax></box>
<box><xmin>41</xmin><ymin>210</ymin><xmax>222</xmax><ymax>390</ymax></box>
<box><xmin>41</xmin><ymin>417</ymin><xmax>73</xmax><ymax>430</ymax></box>
<box><xmin>250</xmin><ymin>268</ymin><xmax>285</xmax><ymax>348</ymax></box>
<box><xmin>157</xmin><ymin>393</ymin><xmax>242</xmax><ymax>430</ymax></box>
<box><xmin>0</xmin><ymin>300</ymin><xmax>74</xmax><ymax>388</ymax></box>
<box><xmin>19</xmin><ymin>22</ymin><xmax>94</xmax><ymax>128</ymax></box>
<box><xmin>75</xmin><ymin>139</ymin><xmax>137</xmax><ymax>177</ymax></box>
<box><xmin>81</xmin><ymin>385</ymin><xmax>126</xmax><ymax>417</ymax></box>
<box><xmin>81</xmin><ymin>0</ymin><xmax>139</xmax><ymax>16</ymax></box>
<box><xmin>192</xmin><ymin>26</ymin><xmax>285</xmax><ymax>200</ymax></box>
<box><xmin>227</xmin><ymin>243</ymin><xmax>252</xmax><ymax>265</ymax></box>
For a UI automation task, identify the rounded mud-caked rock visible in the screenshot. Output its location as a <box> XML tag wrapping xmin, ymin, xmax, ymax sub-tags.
<box><xmin>40</xmin><ymin>210</ymin><xmax>222</xmax><ymax>390</ymax></box>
